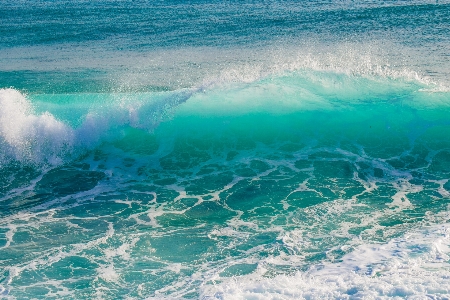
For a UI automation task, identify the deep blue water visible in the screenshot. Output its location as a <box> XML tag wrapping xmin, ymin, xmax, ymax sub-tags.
<box><xmin>1</xmin><ymin>1</ymin><xmax>450</xmax><ymax>299</ymax></box>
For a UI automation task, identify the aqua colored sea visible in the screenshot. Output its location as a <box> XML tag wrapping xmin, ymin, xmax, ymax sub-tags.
<box><xmin>1</xmin><ymin>1</ymin><xmax>450</xmax><ymax>299</ymax></box>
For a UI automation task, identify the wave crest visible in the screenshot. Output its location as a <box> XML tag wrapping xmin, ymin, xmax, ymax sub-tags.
<box><xmin>0</xmin><ymin>88</ymin><xmax>74</xmax><ymax>165</ymax></box>
<box><xmin>0</xmin><ymin>88</ymin><xmax>196</xmax><ymax>166</ymax></box>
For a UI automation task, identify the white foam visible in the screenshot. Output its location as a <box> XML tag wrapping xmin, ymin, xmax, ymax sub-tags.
<box><xmin>201</xmin><ymin>223</ymin><xmax>450</xmax><ymax>299</ymax></box>
<box><xmin>97</xmin><ymin>264</ymin><xmax>120</xmax><ymax>282</ymax></box>
<box><xmin>0</xmin><ymin>88</ymin><xmax>74</xmax><ymax>165</ymax></box>
<box><xmin>0</xmin><ymin>88</ymin><xmax>197</xmax><ymax>166</ymax></box>
<box><xmin>0</xmin><ymin>224</ymin><xmax>17</xmax><ymax>250</ymax></box>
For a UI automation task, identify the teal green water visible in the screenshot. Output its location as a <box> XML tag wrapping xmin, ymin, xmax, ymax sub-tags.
<box><xmin>1</xmin><ymin>1</ymin><xmax>450</xmax><ymax>299</ymax></box>
<box><xmin>2</xmin><ymin>72</ymin><xmax>450</xmax><ymax>298</ymax></box>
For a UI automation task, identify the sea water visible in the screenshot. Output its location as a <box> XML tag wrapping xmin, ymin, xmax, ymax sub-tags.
<box><xmin>1</xmin><ymin>1</ymin><xmax>450</xmax><ymax>299</ymax></box>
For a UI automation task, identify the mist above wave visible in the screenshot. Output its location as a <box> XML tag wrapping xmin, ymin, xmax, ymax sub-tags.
<box><xmin>1</xmin><ymin>39</ymin><xmax>448</xmax><ymax>94</ymax></box>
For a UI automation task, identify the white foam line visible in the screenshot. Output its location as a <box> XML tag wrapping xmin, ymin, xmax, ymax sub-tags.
<box><xmin>430</xmin><ymin>179</ymin><xmax>450</xmax><ymax>198</ymax></box>
<box><xmin>0</xmin><ymin>224</ymin><xmax>16</xmax><ymax>250</ymax></box>
<box><xmin>284</xmin><ymin>177</ymin><xmax>322</xmax><ymax>202</ymax></box>
<box><xmin>0</xmin><ymin>169</ymin><xmax>47</xmax><ymax>203</ymax></box>
<box><xmin>387</xmin><ymin>178</ymin><xmax>423</xmax><ymax>209</ymax></box>
<box><xmin>1</xmin><ymin>221</ymin><xmax>116</xmax><ymax>291</ymax></box>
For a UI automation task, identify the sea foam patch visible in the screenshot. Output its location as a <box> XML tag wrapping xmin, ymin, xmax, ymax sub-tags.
<box><xmin>201</xmin><ymin>223</ymin><xmax>450</xmax><ymax>299</ymax></box>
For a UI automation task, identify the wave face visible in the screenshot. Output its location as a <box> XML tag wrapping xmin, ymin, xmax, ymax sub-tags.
<box><xmin>1</xmin><ymin>0</ymin><xmax>450</xmax><ymax>299</ymax></box>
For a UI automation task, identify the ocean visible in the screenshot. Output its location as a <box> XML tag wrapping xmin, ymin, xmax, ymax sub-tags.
<box><xmin>1</xmin><ymin>0</ymin><xmax>450</xmax><ymax>299</ymax></box>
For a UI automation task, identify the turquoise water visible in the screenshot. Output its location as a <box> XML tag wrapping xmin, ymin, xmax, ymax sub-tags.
<box><xmin>1</xmin><ymin>1</ymin><xmax>450</xmax><ymax>299</ymax></box>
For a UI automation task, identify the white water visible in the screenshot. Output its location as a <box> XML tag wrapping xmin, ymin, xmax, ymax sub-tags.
<box><xmin>201</xmin><ymin>221</ymin><xmax>450</xmax><ymax>299</ymax></box>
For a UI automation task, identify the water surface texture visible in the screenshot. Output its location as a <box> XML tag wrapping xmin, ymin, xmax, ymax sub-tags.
<box><xmin>1</xmin><ymin>1</ymin><xmax>450</xmax><ymax>299</ymax></box>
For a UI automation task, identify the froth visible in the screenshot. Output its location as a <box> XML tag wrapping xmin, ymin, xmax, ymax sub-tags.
<box><xmin>0</xmin><ymin>88</ymin><xmax>74</xmax><ymax>165</ymax></box>
<box><xmin>201</xmin><ymin>224</ymin><xmax>450</xmax><ymax>299</ymax></box>
<box><xmin>0</xmin><ymin>88</ymin><xmax>197</xmax><ymax>166</ymax></box>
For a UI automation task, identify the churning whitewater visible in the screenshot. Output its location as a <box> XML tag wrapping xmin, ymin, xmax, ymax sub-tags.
<box><xmin>1</xmin><ymin>1</ymin><xmax>450</xmax><ymax>299</ymax></box>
